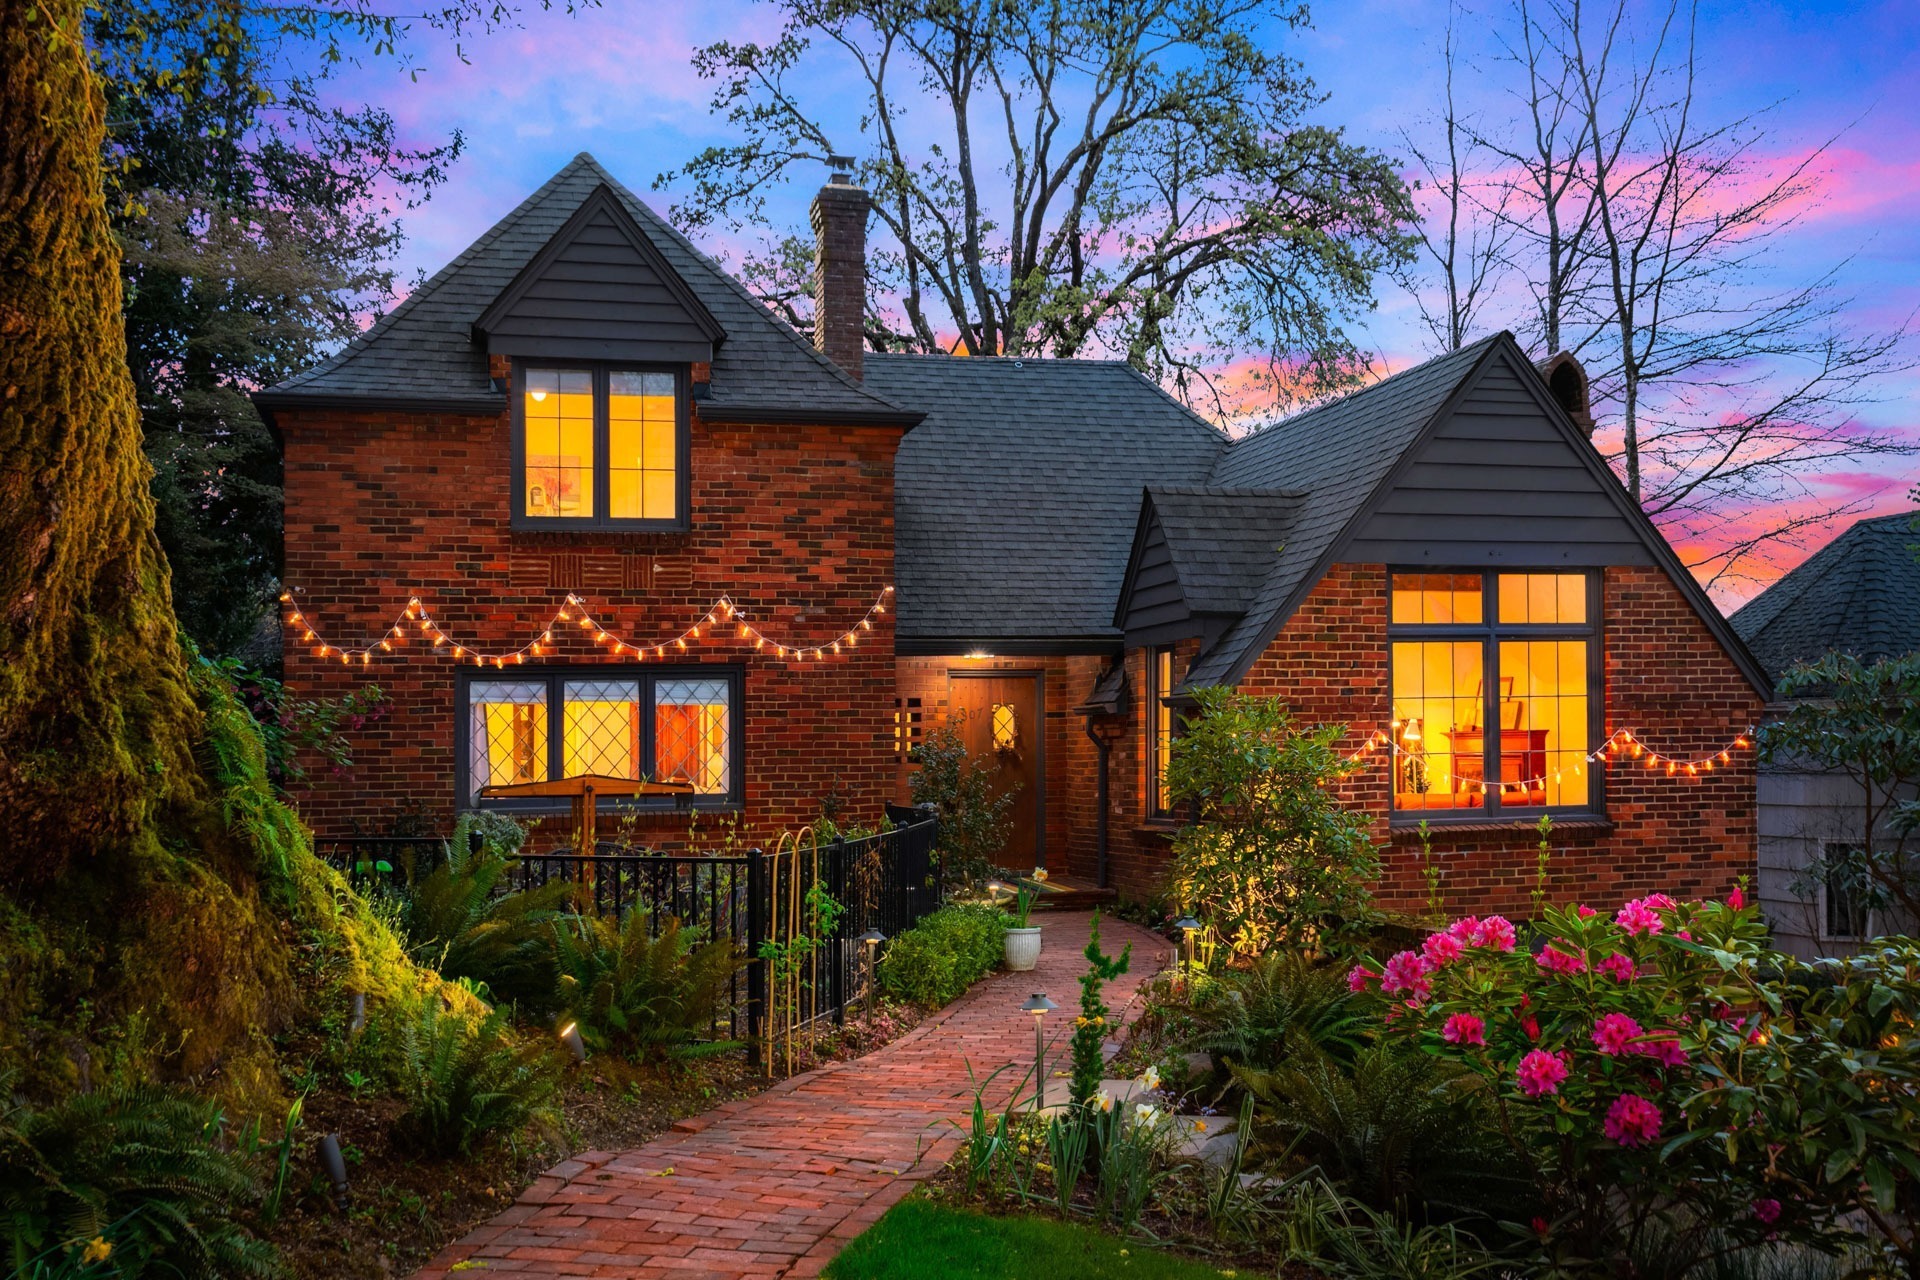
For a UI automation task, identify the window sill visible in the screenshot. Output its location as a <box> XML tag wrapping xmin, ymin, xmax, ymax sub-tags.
<box><xmin>1134</xmin><ymin>819</ymin><xmax>1182</xmax><ymax>839</ymax></box>
<box><xmin>476</xmin><ymin>799</ymin><xmax>738</xmax><ymax>819</ymax></box>
<box><xmin>1388</xmin><ymin>815</ymin><xmax>1613</xmax><ymax>839</ymax></box>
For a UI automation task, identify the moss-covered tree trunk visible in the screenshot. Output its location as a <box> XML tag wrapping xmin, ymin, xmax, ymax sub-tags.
<box><xmin>0</xmin><ymin>0</ymin><xmax>293</xmax><ymax>1091</ymax></box>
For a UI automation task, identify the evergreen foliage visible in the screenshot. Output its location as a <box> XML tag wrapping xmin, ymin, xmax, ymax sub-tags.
<box><xmin>0</xmin><ymin>1073</ymin><xmax>282</xmax><ymax>1277</ymax></box>
<box><xmin>908</xmin><ymin>728</ymin><xmax>1019</xmax><ymax>887</ymax></box>
<box><xmin>550</xmin><ymin>911</ymin><xmax>741</xmax><ymax>1059</ymax></box>
<box><xmin>394</xmin><ymin>831</ymin><xmax>570</xmax><ymax>1012</ymax></box>
<box><xmin>1195</xmin><ymin>951</ymin><xmax>1366</xmax><ymax>1071</ymax></box>
<box><xmin>1069</xmin><ymin>912</ymin><xmax>1131</xmax><ymax>1108</ymax></box>
<box><xmin>873</xmin><ymin>904</ymin><xmax>1008</xmax><ymax>1007</ymax></box>
<box><xmin>393</xmin><ymin>1000</ymin><xmax>560</xmax><ymax>1158</ymax></box>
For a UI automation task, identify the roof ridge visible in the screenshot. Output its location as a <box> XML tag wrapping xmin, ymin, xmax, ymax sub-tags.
<box><xmin>576</xmin><ymin>155</ymin><xmax>909</xmax><ymax>415</ymax></box>
<box><xmin>275</xmin><ymin>153</ymin><xmax>601</xmax><ymax>394</ymax></box>
<box><xmin>1149</xmin><ymin>482</ymin><xmax>1307</xmax><ymax>499</ymax></box>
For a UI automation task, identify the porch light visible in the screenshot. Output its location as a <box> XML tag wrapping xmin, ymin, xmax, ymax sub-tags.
<box><xmin>559</xmin><ymin>1022</ymin><xmax>588</xmax><ymax>1064</ymax></box>
<box><xmin>1021</xmin><ymin>993</ymin><xmax>1056</xmax><ymax>1113</ymax></box>
<box><xmin>860</xmin><ymin>929</ymin><xmax>887</xmax><ymax>1023</ymax></box>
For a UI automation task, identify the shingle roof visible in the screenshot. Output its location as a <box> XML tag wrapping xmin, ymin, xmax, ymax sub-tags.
<box><xmin>1181</xmin><ymin>336</ymin><xmax>1502</xmax><ymax>687</ymax></box>
<box><xmin>256</xmin><ymin>154</ymin><xmax>915</xmax><ymax>424</ymax></box>
<box><xmin>1141</xmin><ymin>485</ymin><xmax>1306</xmax><ymax>617</ymax></box>
<box><xmin>866</xmin><ymin>355</ymin><xmax>1227</xmax><ymax>644</ymax></box>
<box><xmin>1730</xmin><ymin>511</ymin><xmax>1920</xmax><ymax>680</ymax></box>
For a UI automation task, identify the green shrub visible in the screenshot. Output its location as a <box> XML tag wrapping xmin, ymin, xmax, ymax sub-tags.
<box><xmin>909</xmin><ymin>727</ymin><xmax>1019</xmax><ymax>886</ymax></box>
<box><xmin>551</xmin><ymin>911</ymin><xmax>741</xmax><ymax>1060</ymax></box>
<box><xmin>1198</xmin><ymin>951</ymin><xmax>1366</xmax><ymax>1070</ymax></box>
<box><xmin>393</xmin><ymin>821</ymin><xmax>570</xmax><ymax>1009</ymax></box>
<box><xmin>0</xmin><ymin>1075</ymin><xmax>282</xmax><ymax>1277</ymax></box>
<box><xmin>1279</xmin><ymin>1178</ymin><xmax>1506</xmax><ymax>1280</ymax></box>
<box><xmin>393</xmin><ymin>1001</ymin><xmax>559</xmax><ymax>1157</ymax></box>
<box><xmin>875</xmin><ymin>904</ymin><xmax>1007</xmax><ymax>1007</ymax></box>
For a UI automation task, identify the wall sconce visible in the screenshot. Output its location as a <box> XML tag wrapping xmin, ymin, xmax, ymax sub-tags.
<box><xmin>1021</xmin><ymin>993</ymin><xmax>1056</xmax><ymax>1113</ymax></box>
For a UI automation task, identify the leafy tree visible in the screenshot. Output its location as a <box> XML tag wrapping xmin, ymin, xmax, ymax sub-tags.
<box><xmin>1163</xmin><ymin>687</ymin><xmax>1378</xmax><ymax>956</ymax></box>
<box><xmin>667</xmin><ymin>0</ymin><xmax>1415</xmax><ymax>414</ymax></box>
<box><xmin>909</xmin><ymin>725</ymin><xmax>1018</xmax><ymax>887</ymax></box>
<box><xmin>1760</xmin><ymin>650</ymin><xmax>1920</xmax><ymax>930</ymax></box>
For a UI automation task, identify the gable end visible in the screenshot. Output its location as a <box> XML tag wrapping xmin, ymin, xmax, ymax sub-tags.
<box><xmin>474</xmin><ymin>183</ymin><xmax>725</xmax><ymax>364</ymax></box>
<box><xmin>1115</xmin><ymin>494</ymin><xmax>1195</xmax><ymax>644</ymax></box>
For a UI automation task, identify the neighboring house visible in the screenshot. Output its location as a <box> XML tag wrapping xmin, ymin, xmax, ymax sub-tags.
<box><xmin>262</xmin><ymin>154</ymin><xmax>1769</xmax><ymax>918</ymax></box>
<box><xmin>1731</xmin><ymin>512</ymin><xmax>1920</xmax><ymax>956</ymax></box>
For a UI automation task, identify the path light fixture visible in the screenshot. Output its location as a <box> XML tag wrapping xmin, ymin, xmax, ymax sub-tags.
<box><xmin>559</xmin><ymin>1021</ymin><xmax>588</xmax><ymax>1064</ymax></box>
<box><xmin>1173</xmin><ymin>915</ymin><xmax>1202</xmax><ymax>993</ymax></box>
<box><xmin>859</xmin><ymin>929</ymin><xmax>887</xmax><ymax>1024</ymax></box>
<box><xmin>985</xmin><ymin>879</ymin><xmax>1006</xmax><ymax>902</ymax></box>
<box><xmin>347</xmin><ymin>991</ymin><xmax>366</xmax><ymax>1037</ymax></box>
<box><xmin>319</xmin><ymin>1134</ymin><xmax>350</xmax><ymax>1210</ymax></box>
<box><xmin>1021</xmin><ymin>993</ymin><xmax>1056</xmax><ymax>1113</ymax></box>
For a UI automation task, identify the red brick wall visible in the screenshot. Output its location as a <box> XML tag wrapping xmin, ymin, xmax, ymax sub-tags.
<box><xmin>280</xmin><ymin>401</ymin><xmax>900</xmax><ymax>847</ymax></box>
<box><xmin>1101</xmin><ymin>564</ymin><xmax>1762</xmax><ymax>917</ymax></box>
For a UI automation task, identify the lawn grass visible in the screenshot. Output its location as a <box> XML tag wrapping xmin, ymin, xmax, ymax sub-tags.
<box><xmin>823</xmin><ymin>1197</ymin><xmax>1236</xmax><ymax>1280</ymax></box>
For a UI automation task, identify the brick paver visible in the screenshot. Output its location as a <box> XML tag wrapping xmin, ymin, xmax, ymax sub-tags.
<box><xmin>414</xmin><ymin>910</ymin><xmax>1170</xmax><ymax>1279</ymax></box>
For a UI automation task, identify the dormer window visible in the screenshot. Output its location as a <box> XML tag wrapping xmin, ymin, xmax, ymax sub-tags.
<box><xmin>513</xmin><ymin>362</ymin><xmax>687</xmax><ymax>530</ymax></box>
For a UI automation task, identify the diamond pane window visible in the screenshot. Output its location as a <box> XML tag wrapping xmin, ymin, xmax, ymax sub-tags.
<box><xmin>469</xmin><ymin>680</ymin><xmax>549</xmax><ymax>803</ymax></box>
<box><xmin>655</xmin><ymin>678</ymin><xmax>732</xmax><ymax>794</ymax></box>
<box><xmin>991</xmin><ymin>703</ymin><xmax>1018</xmax><ymax>751</ymax></box>
<box><xmin>563</xmin><ymin>679</ymin><xmax>641</xmax><ymax>778</ymax></box>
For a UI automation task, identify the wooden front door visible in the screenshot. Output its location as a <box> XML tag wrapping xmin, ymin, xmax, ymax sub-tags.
<box><xmin>948</xmin><ymin>672</ymin><xmax>1043</xmax><ymax>869</ymax></box>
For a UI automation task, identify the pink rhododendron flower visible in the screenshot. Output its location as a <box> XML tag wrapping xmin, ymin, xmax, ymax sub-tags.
<box><xmin>1347</xmin><ymin>964</ymin><xmax>1377</xmax><ymax>993</ymax></box>
<box><xmin>1599</xmin><ymin>953</ymin><xmax>1637</xmax><ymax>983</ymax></box>
<box><xmin>1380</xmin><ymin>950</ymin><xmax>1433</xmax><ymax>999</ymax></box>
<box><xmin>1728</xmin><ymin>886</ymin><xmax>1745</xmax><ymax>909</ymax></box>
<box><xmin>1516</xmin><ymin>1049</ymin><xmax>1571</xmax><ymax>1097</ymax></box>
<box><xmin>1577</xmin><ymin>904</ymin><xmax>1596</xmax><ymax>918</ymax></box>
<box><xmin>1644</xmin><ymin>893</ymin><xmax>1676</xmax><ymax>909</ymax></box>
<box><xmin>1521</xmin><ymin>1014</ymin><xmax>1541</xmax><ymax>1041</ymax></box>
<box><xmin>1615</xmin><ymin>898</ymin><xmax>1665</xmax><ymax>937</ymax></box>
<box><xmin>1423</xmin><ymin>931</ymin><xmax>1464</xmax><ymax>966</ymax></box>
<box><xmin>1677</xmin><ymin>930</ymin><xmax>1693</xmax><ymax>941</ymax></box>
<box><xmin>1592</xmin><ymin>1012</ymin><xmax>1644</xmax><ymax>1056</ymax></box>
<box><xmin>1536</xmin><ymin>942</ymin><xmax>1588</xmax><ymax>976</ymax></box>
<box><xmin>1478</xmin><ymin>916</ymin><xmax>1518</xmax><ymax>951</ymax></box>
<box><xmin>1447</xmin><ymin>915</ymin><xmax>1482</xmax><ymax>944</ymax></box>
<box><xmin>1442</xmin><ymin>1013</ymin><xmax>1486</xmax><ymax>1046</ymax></box>
<box><xmin>1637</xmin><ymin>1033</ymin><xmax>1688</xmax><ymax>1068</ymax></box>
<box><xmin>1752</xmin><ymin>1198</ymin><xmax>1781</xmax><ymax>1225</ymax></box>
<box><xmin>1603</xmin><ymin>1093</ymin><xmax>1662</xmax><ymax>1146</ymax></box>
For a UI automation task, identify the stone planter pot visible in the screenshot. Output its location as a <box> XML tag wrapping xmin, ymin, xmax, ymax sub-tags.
<box><xmin>1004</xmin><ymin>926</ymin><xmax>1043</xmax><ymax>972</ymax></box>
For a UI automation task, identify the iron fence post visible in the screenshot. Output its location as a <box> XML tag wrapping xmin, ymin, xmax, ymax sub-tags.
<box><xmin>746</xmin><ymin>846</ymin><xmax>765</xmax><ymax>1060</ymax></box>
<box><xmin>830</xmin><ymin>838</ymin><xmax>848</xmax><ymax>1027</ymax></box>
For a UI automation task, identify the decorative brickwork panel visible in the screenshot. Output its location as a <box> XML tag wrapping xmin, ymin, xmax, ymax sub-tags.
<box><xmin>281</xmin><ymin>404</ymin><xmax>898</xmax><ymax>847</ymax></box>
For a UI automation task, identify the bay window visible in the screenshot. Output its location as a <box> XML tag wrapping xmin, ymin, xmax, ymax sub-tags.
<box><xmin>514</xmin><ymin>363</ymin><xmax>686</xmax><ymax>529</ymax></box>
<box><xmin>1388</xmin><ymin>572</ymin><xmax>1599</xmax><ymax>817</ymax></box>
<box><xmin>462</xmin><ymin>668</ymin><xmax>740</xmax><ymax>807</ymax></box>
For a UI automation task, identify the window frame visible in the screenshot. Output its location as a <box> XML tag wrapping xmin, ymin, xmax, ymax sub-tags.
<box><xmin>1819</xmin><ymin>843</ymin><xmax>1875</xmax><ymax>942</ymax></box>
<box><xmin>456</xmin><ymin>665</ymin><xmax>743</xmax><ymax>812</ymax></box>
<box><xmin>509</xmin><ymin>359</ymin><xmax>692</xmax><ymax>532</ymax></box>
<box><xmin>1148</xmin><ymin>644</ymin><xmax>1177</xmax><ymax>819</ymax></box>
<box><xmin>1386</xmin><ymin>569</ymin><xmax>1605</xmax><ymax>825</ymax></box>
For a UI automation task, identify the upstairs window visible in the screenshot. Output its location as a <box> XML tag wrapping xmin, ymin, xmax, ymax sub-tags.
<box><xmin>515</xmin><ymin>363</ymin><xmax>686</xmax><ymax>529</ymax></box>
<box><xmin>1389</xmin><ymin>571</ymin><xmax>1599</xmax><ymax>818</ymax></box>
<box><xmin>1149</xmin><ymin>645</ymin><xmax>1177</xmax><ymax>818</ymax></box>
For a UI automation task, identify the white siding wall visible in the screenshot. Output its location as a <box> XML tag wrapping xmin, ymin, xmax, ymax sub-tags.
<box><xmin>1759</xmin><ymin>765</ymin><xmax>1917</xmax><ymax>959</ymax></box>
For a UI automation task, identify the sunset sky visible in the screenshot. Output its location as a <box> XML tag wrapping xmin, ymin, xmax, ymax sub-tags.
<box><xmin>324</xmin><ymin>0</ymin><xmax>1920</xmax><ymax>607</ymax></box>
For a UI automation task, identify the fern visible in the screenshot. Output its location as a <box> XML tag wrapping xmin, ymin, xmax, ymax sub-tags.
<box><xmin>396</xmin><ymin>833</ymin><xmax>570</xmax><ymax>1010</ymax></box>
<box><xmin>1199</xmin><ymin>951</ymin><xmax>1366</xmax><ymax>1070</ymax></box>
<box><xmin>1234</xmin><ymin>1044</ymin><xmax>1521</xmax><ymax>1216</ymax></box>
<box><xmin>393</xmin><ymin>1001</ymin><xmax>560</xmax><ymax>1158</ymax></box>
<box><xmin>551</xmin><ymin>911</ymin><xmax>741</xmax><ymax>1060</ymax></box>
<box><xmin>0</xmin><ymin>1072</ymin><xmax>283</xmax><ymax>1278</ymax></box>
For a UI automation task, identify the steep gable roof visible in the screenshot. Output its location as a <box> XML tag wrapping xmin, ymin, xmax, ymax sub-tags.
<box><xmin>867</xmin><ymin>355</ymin><xmax>1226</xmax><ymax>647</ymax></box>
<box><xmin>1114</xmin><ymin>486</ymin><xmax>1305</xmax><ymax>634</ymax></box>
<box><xmin>256</xmin><ymin>154</ymin><xmax>916</xmax><ymax>426</ymax></box>
<box><xmin>1182</xmin><ymin>333</ymin><xmax>1772</xmax><ymax>698</ymax></box>
<box><xmin>1730</xmin><ymin>511</ymin><xmax>1920</xmax><ymax>679</ymax></box>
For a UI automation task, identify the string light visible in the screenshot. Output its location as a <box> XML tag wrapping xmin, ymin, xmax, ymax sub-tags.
<box><xmin>1341</xmin><ymin>723</ymin><xmax>1756</xmax><ymax>796</ymax></box>
<box><xmin>279</xmin><ymin>586</ymin><xmax>894</xmax><ymax>669</ymax></box>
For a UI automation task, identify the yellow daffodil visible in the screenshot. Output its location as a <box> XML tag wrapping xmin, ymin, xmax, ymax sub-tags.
<box><xmin>1137</xmin><ymin>1065</ymin><xmax>1161</xmax><ymax>1091</ymax></box>
<box><xmin>81</xmin><ymin>1238</ymin><xmax>111</xmax><ymax>1265</ymax></box>
<box><xmin>1095</xmin><ymin>1091</ymin><xmax>1115</xmax><ymax>1113</ymax></box>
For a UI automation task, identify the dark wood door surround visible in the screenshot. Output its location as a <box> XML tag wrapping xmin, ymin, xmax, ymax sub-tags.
<box><xmin>947</xmin><ymin>671</ymin><xmax>1045</xmax><ymax>869</ymax></box>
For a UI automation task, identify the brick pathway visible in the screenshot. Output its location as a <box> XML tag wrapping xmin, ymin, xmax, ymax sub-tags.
<box><xmin>414</xmin><ymin>910</ymin><xmax>1170</xmax><ymax>1280</ymax></box>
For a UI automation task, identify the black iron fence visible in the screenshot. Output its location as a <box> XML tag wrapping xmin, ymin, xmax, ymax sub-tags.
<box><xmin>317</xmin><ymin>812</ymin><xmax>942</xmax><ymax>1048</ymax></box>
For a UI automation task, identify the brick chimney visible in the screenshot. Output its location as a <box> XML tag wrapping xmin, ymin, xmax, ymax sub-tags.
<box><xmin>1538</xmin><ymin>351</ymin><xmax>1595</xmax><ymax>435</ymax></box>
<box><xmin>810</xmin><ymin>155</ymin><xmax>870</xmax><ymax>380</ymax></box>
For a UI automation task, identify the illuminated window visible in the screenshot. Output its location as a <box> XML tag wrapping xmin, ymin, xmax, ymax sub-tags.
<box><xmin>516</xmin><ymin>363</ymin><xmax>684</xmax><ymax>528</ymax></box>
<box><xmin>1389</xmin><ymin>572</ymin><xmax>1597</xmax><ymax>816</ymax></box>
<box><xmin>1149</xmin><ymin>646</ymin><xmax>1177</xmax><ymax>817</ymax></box>
<box><xmin>991</xmin><ymin>703</ymin><xmax>1018</xmax><ymax>751</ymax></box>
<box><xmin>464</xmin><ymin>668</ymin><xmax>739</xmax><ymax>805</ymax></box>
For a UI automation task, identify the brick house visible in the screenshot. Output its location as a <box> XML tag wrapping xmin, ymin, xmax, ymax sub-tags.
<box><xmin>262</xmin><ymin>154</ymin><xmax>1770</xmax><ymax>916</ymax></box>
